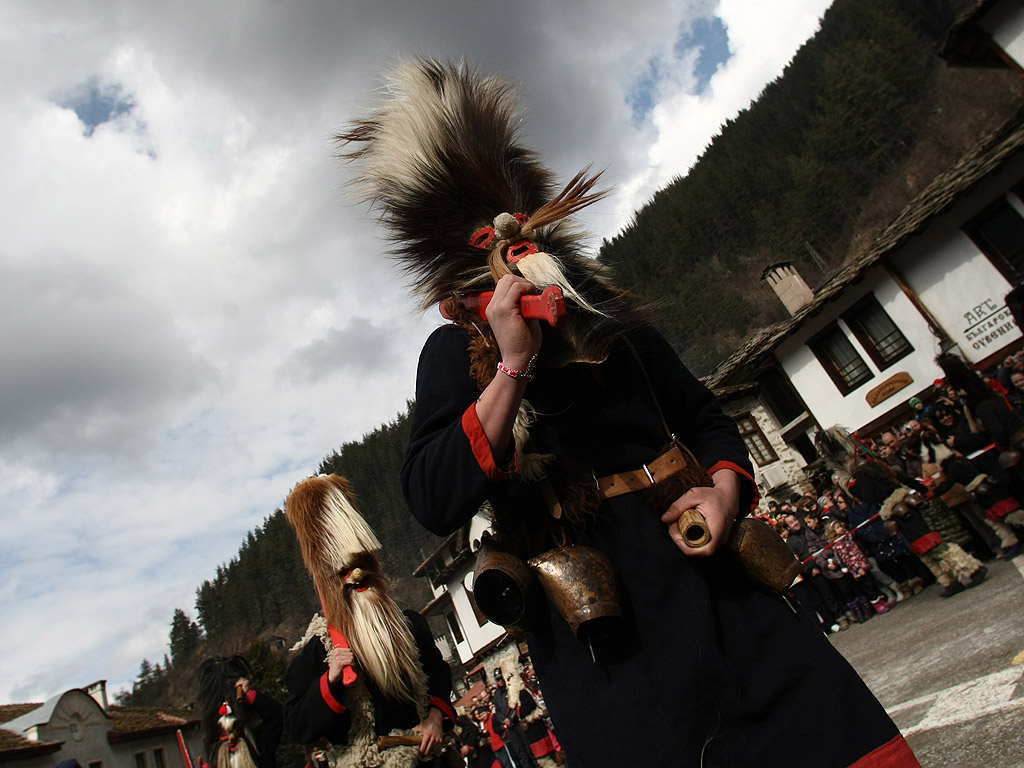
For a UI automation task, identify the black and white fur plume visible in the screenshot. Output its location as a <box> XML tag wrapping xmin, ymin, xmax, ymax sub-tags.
<box><xmin>336</xmin><ymin>57</ymin><xmax>651</xmax><ymax>369</ymax></box>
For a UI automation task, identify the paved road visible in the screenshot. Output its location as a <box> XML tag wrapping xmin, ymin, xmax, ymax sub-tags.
<box><xmin>829</xmin><ymin>557</ymin><xmax>1024</xmax><ymax>768</ymax></box>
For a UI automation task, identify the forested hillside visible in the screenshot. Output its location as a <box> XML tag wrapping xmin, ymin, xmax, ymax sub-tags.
<box><xmin>117</xmin><ymin>0</ymin><xmax>1024</xmax><ymax>722</ymax></box>
<box><xmin>601</xmin><ymin>0</ymin><xmax>1023</xmax><ymax>375</ymax></box>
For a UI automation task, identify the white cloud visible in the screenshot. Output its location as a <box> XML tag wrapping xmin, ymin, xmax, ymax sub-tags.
<box><xmin>0</xmin><ymin>0</ymin><xmax>832</xmax><ymax>704</ymax></box>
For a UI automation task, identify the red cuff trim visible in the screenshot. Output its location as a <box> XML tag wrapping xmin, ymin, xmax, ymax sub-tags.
<box><xmin>245</xmin><ymin>689</ymin><xmax>256</xmax><ymax>705</ymax></box>
<box><xmin>462</xmin><ymin>403</ymin><xmax>515</xmax><ymax>481</ymax></box>
<box><xmin>319</xmin><ymin>672</ymin><xmax>346</xmax><ymax>714</ymax></box>
<box><xmin>429</xmin><ymin>695</ymin><xmax>457</xmax><ymax>725</ymax></box>
<box><xmin>847</xmin><ymin>735</ymin><xmax>921</xmax><ymax>767</ymax></box>
<box><xmin>708</xmin><ymin>461</ymin><xmax>759</xmax><ymax>510</ymax></box>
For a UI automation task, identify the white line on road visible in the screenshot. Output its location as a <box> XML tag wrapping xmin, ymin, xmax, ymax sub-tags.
<box><xmin>888</xmin><ymin>666</ymin><xmax>1024</xmax><ymax>736</ymax></box>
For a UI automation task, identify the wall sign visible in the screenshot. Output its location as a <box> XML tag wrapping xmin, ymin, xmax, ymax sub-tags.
<box><xmin>962</xmin><ymin>298</ymin><xmax>1018</xmax><ymax>352</ymax></box>
<box><xmin>866</xmin><ymin>372</ymin><xmax>913</xmax><ymax>407</ymax></box>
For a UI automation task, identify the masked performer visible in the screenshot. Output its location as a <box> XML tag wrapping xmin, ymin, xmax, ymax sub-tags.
<box><xmin>282</xmin><ymin>474</ymin><xmax>455</xmax><ymax>768</ymax></box>
<box><xmin>197</xmin><ymin>655</ymin><xmax>283</xmax><ymax>768</ymax></box>
<box><xmin>337</xmin><ymin>58</ymin><xmax>918</xmax><ymax>767</ymax></box>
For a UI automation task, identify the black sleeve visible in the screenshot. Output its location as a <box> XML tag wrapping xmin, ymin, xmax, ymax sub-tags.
<box><xmin>282</xmin><ymin>639</ymin><xmax>353</xmax><ymax>746</ymax></box>
<box><xmin>402</xmin><ymin>325</ymin><xmax>500</xmax><ymax>536</ymax></box>
<box><xmin>405</xmin><ymin>610</ymin><xmax>456</xmax><ymax>729</ymax></box>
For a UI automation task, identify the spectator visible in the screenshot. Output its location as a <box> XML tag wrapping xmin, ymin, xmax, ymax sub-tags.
<box><xmin>827</xmin><ymin>519</ymin><xmax>895</xmax><ymax>610</ymax></box>
<box><xmin>1008</xmin><ymin>371</ymin><xmax>1024</xmax><ymax>413</ymax></box>
<box><xmin>781</xmin><ymin>513</ymin><xmax>847</xmax><ymax>633</ymax></box>
<box><xmin>804</xmin><ymin>511</ymin><xmax>873</xmax><ymax>623</ymax></box>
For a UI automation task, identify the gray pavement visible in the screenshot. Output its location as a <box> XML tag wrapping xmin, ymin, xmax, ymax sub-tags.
<box><xmin>829</xmin><ymin>557</ymin><xmax>1024</xmax><ymax>768</ymax></box>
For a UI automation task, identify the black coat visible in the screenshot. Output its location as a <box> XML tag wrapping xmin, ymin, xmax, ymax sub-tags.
<box><xmin>283</xmin><ymin>610</ymin><xmax>452</xmax><ymax>747</ymax></box>
<box><xmin>402</xmin><ymin>324</ymin><xmax>906</xmax><ymax>767</ymax></box>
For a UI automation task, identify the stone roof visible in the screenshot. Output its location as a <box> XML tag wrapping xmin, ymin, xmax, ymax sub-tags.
<box><xmin>941</xmin><ymin>0</ymin><xmax>1006</xmax><ymax>66</ymax></box>
<box><xmin>707</xmin><ymin>110</ymin><xmax>1024</xmax><ymax>390</ymax></box>
<box><xmin>107</xmin><ymin>706</ymin><xmax>198</xmax><ymax>743</ymax></box>
<box><xmin>0</xmin><ymin>727</ymin><xmax>62</xmax><ymax>761</ymax></box>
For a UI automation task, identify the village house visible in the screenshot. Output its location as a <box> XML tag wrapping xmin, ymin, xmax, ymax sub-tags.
<box><xmin>0</xmin><ymin>682</ymin><xmax>201</xmax><ymax>768</ymax></box>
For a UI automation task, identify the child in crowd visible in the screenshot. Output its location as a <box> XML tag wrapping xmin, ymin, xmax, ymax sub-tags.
<box><xmin>826</xmin><ymin>520</ymin><xmax>893</xmax><ymax>615</ymax></box>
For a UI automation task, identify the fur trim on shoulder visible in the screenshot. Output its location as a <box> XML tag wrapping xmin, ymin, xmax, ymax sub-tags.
<box><xmin>878</xmin><ymin>488</ymin><xmax>909</xmax><ymax>521</ymax></box>
<box><xmin>291</xmin><ymin>613</ymin><xmax>332</xmax><ymax>658</ymax></box>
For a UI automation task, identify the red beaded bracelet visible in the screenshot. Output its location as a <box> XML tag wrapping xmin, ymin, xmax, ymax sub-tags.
<box><xmin>496</xmin><ymin>353</ymin><xmax>538</xmax><ymax>381</ymax></box>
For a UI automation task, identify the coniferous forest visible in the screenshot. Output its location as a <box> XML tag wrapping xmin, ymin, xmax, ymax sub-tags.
<box><xmin>117</xmin><ymin>0</ymin><xmax>1024</xmax><ymax>745</ymax></box>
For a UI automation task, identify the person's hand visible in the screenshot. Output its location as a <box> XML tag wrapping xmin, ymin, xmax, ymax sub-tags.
<box><xmin>413</xmin><ymin>708</ymin><xmax>444</xmax><ymax>755</ymax></box>
<box><xmin>485</xmin><ymin>274</ymin><xmax>543</xmax><ymax>373</ymax></box>
<box><xmin>811</xmin><ymin>567</ymin><xmax>821</xmax><ymax>577</ymax></box>
<box><xmin>327</xmin><ymin>647</ymin><xmax>355</xmax><ymax>685</ymax></box>
<box><xmin>661</xmin><ymin>469</ymin><xmax>742</xmax><ymax>556</ymax></box>
<box><xmin>234</xmin><ymin>677</ymin><xmax>251</xmax><ymax>701</ymax></box>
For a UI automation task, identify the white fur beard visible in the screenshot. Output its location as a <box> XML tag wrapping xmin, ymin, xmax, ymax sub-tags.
<box><xmin>514</xmin><ymin>250</ymin><xmax>607</xmax><ymax>317</ymax></box>
<box><xmin>347</xmin><ymin>587</ymin><xmax>427</xmax><ymax>711</ymax></box>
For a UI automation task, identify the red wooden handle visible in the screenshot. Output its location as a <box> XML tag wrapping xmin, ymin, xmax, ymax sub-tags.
<box><xmin>328</xmin><ymin>625</ymin><xmax>358</xmax><ymax>686</ymax></box>
<box><xmin>440</xmin><ymin>285</ymin><xmax>565</xmax><ymax>326</ymax></box>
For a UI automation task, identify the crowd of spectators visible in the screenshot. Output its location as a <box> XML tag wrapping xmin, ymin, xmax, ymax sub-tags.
<box><xmin>755</xmin><ymin>351</ymin><xmax>1024</xmax><ymax>634</ymax></box>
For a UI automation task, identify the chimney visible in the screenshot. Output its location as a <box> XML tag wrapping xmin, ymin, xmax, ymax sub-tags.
<box><xmin>762</xmin><ymin>262</ymin><xmax>814</xmax><ymax>316</ymax></box>
<box><xmin>86</xmin><ymin>680</ymin><xmax>109</xmax><ymax>711</ymax></box>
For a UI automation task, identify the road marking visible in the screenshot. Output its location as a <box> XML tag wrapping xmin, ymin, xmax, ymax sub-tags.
<box><xmin>888</xmin><ymin>666</ymin><xmax>1024</xmax><ymax>735</ymax></box>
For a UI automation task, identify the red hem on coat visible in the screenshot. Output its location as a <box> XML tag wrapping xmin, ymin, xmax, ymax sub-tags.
<box><xmin>319</xmin><ymin>672</ymin><xmax>346</xmax><ymax>714</ymax></box>
<box><xmin>530</xmin><ymin>735</ymin><xmax>554</xmax><ymax>757</ymax></box>
<box><xmin>462</xmin><ymin>403</ymin><xmax>516</xmax><ymax>481</ymax></box>
<box><xmin>910</xmin><ymin>532</ymin><xmax>942</xmax><ymax>555</ymax></box>
<box><xmin>987</xmin><ymin>497</ymin><xmax>1019</xmax><ymax>520</ymax></box>
<box><xmin>847</xmin><ymin>735</ymin><xmax>921</xmax><ymax>768</ymax></box>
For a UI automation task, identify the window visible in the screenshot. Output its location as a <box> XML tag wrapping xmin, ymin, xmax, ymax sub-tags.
<box><xmin>134</xmin><ymin>753</ymin><xmax>147</xmax><ymax>768</ymax></box>
<box><xmin>757</xmin><ymin>367</ymin><xmax>806</xmax><ymax>426</ymax></box>
<box><xmin>809</xmin><ymin>325</ymin><xmax>873</xmax><ymax>394</ymax></box>
<box><xmin>153</xmin><ymin>748</ymin><xmax>166</xmax><ymax>768</ymax></box>
<box><xmin>88</xmin><ymin>762</ymin><xmax>103</xmax><ymax>768</ymax></box>
<box><xmin>842</xmin><ymin>296</ymin><xmax>912</xmax><ymax>370</ymax></box>
<box><xmin>444</xmin><ymin>611</ymin><xmax>464</xmax><ymax>644</ymax></box>
<box><xmin>964</xmin><ymin>196</ymin><xmax>1024</xmax><ymax>281</ymax></box>
<box><xmin>735</xmin><ymin>415</ymin><xmax>778</xmax><ymax>467</ymax></box>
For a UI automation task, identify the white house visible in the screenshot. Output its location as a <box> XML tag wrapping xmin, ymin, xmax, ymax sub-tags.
<box><xmin>708</xmin><ymin>111</ymin><xmax>1024</xmax><ymax>498</ymax></box>
<box><xmin>413</xmin><ymin>513</ymin><xmax>507</xmax><ymax>673</ymax></box>
<box><xmin>0</xmin><ymin>682</ymin><xmax>201</xmax><ymax>768</ymax></box>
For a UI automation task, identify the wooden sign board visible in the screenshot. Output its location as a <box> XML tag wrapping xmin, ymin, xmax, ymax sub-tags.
<box><xmin>866</xmin><ymin>372</ymin><xmax>913</xmax><ymax>407</ymax></box>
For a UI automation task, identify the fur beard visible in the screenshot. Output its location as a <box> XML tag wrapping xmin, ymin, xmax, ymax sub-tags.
<box><xmin>345</xmin><ymin>583</ymin><xmax>427</xmax><ymax>709</ymax></box>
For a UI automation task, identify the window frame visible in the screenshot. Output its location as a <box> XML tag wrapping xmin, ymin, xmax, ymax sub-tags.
<box><xmin>734</xmin><ymin>414</ymin><xmax>779</xmax><ymax>468</ymax></box>
<box><xmin>841</xmin><ymin>295</ymin><xmax>913</xmax><ymax>371</ymax></box>
<box><xmin>808</xmin><ymin>322</ymin><xmax>874</xmax><ymax>395</ymax></box>
<box><xmin>963</xmin><ymin>193</ymin><xmax>1024</xmax><ymax>282</ymax></box>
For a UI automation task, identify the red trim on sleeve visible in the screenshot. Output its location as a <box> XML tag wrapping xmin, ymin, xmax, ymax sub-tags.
<box><xmin>708</xmin><ymin>461</ymin><xmax>759</xmax><ymax>510</ymax></box>
<box><xmin>245</xmin><ymin>689</ymin><xmax>256</xmax><ymax>705</ymax></box>
<box><xmin>429</xmin><ymin>695</ymin><xmax>457</xmax><ymax>725</ymax></box>
<box><xmin>319</xmin><ymin>672</ymin><xmax>346</xmax><ymax>714</ymax></box>
<box><xmin>847</xmin><ymin>735</ymin><xmax>921</xmax><ymax>768</ymax></box>
<box><xmin>462</xmin><ymin>403</ymin><xmax>516</xmax><ymax>481</ymax></box>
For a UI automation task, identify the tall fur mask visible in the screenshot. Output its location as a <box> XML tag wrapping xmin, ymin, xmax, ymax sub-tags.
<box><xmin>336</xmin><ymin>57</ymin><xmax>651</xmax><ymax>367</ymax></box>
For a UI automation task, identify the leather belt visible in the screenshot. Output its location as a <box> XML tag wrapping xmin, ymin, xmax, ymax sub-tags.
<box><xmin>595</xmin><ymin>445</ymin><xmax>693</xmax><ymax>500</ymax></box>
